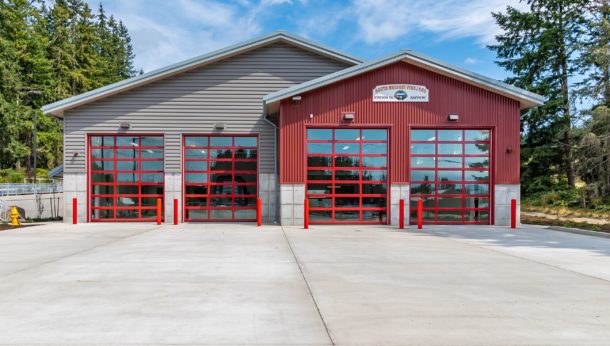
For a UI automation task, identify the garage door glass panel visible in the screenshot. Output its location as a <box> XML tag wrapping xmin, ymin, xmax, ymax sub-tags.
<box><xmin>89</xmin><ymin>135</ymin><xmax>164</xmax><ymax>222</ymax></box>
<box><xmin>183</xmin><ymin>135</ymin><xmax>257</xmax><ymax>222</ymax></box>
<box><xmin>306</xmin><ymin>128</ymin><xmax>388</xmax><ymax>224</ymax></box>
<box><xmin>410</xmin><ymin>129</ymin><xmax>491</xmax><ymax>224</ymax></box>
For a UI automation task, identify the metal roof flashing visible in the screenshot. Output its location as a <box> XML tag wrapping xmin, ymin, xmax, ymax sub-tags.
<box><xmin>41</xmin><ymin>31</ymin><xmax>362</xmax><ymax>117</ymax></box>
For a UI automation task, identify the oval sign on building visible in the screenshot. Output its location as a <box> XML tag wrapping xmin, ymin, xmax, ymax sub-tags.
<box><xmin>373</xmin><ymin>84</ymin><xmax>429</xmax><ymax>102</ymax></box>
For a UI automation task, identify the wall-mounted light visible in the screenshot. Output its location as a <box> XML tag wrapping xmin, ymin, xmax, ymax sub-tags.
<box><xmin>506</xmin><ymin>146</ymin><xmax>513</xmax><ymax>154</ymax></box>
<box><xmin>119</xmin><ymin>122</ymin><xmax>131</xmax><ymax>129</ymax></box>
<box><xmin>448</xmin><ymin>114</ymin><xmax>459</xmax><ymax>121</ymax></box>
<box><xmin>215</xmin><ymin>123</ymin><xmax>226</xmax><ymax>130</ymax></box>
<box><xmin>343</xmin><ymin>112</ymin><xmax>355</xmax><ymax>121</ymax></box>
<box><xmin>309</xmin><ymin>113</ymin><xmax>314</xmax><ymax>119</ymax></box>
<box><xmin>292</xmin><ymin>95</ymin><xmax>302</xmax><ymax>103</ymax></box>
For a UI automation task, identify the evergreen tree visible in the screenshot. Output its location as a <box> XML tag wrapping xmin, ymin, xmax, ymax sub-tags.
<box><xmin>577</xmin><ymin>106</ymin><xmax>610</xmax><ymax>202</ymax></box>
<box><xmin>577</xmin><ymin>0</ymin><xmax>610</xmax><ymax>106</ymax></box>
<box><xmin>489</xmin><ymin>0</ymin><xmax>587</xmax><ymax>192</ymax></box>
<box><xmin>0</xmin><ymin>0</ymin><xmax>137</xmax><ymax>176</ymax></box>
<box><xmin>118</xmin><ymin>20</ymin><xmax>136</xmax><ymax>78</ymax></box>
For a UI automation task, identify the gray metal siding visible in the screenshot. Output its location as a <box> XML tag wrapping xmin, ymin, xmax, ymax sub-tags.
<box><xmin>63</xmin><ymin>43</ymin><xmax>350</xmax><ymax>173</ymax></box>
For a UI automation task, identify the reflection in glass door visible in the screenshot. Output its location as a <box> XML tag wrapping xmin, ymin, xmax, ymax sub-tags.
<box><xmin>183</xmin><ymin>135</ymin><xmax>258</xmax><ymax>222</ymax></box>
<box><xmin>409</xmin><ymin>129</ymin><xmax>491</xmax><ymax>224</ymax></box>
<box><xmin>306</xmin><ymin>128</ymin><xmax>388</xmax><ymax>224</ymax></box>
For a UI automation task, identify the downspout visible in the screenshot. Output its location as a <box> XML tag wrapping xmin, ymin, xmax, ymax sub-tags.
<box><xmin>262</xmin><ymin>102</ymin><xmax>279</xmax><ymax>223</ymax></box>
<box><xmin>262</xmin><ymin>102</ymin><xmax>278</xmax><ymax>175</ymax></box>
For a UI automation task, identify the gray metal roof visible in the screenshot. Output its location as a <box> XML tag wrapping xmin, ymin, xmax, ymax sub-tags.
<box><xmin>41</xmin><ymin>31</ymin><xmax>362</xmax><ymax>116</ymax></box>
<box><xmin>48</xmin><ymin>164</ymin><xmax>63</xmax><ymax>178</ymax></box>
<box><xmin>264</xmin><ymin>49</ymin><xmax>547</xmax><ymax>110</ymax></box>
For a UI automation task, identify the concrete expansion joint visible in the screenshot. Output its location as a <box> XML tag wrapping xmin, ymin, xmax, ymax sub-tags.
<box><xmin>280</xmin><ymin>225</ymin><xmax>335</xmax><ymax>346</ymax></box>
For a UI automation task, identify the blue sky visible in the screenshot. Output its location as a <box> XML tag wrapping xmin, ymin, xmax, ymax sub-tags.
<box><xmin>87</xmin><ymin>0</ymin><xmax>525</xmax><ymax>81</ymax></box>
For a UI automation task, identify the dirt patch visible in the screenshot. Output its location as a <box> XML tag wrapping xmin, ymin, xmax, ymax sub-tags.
<box><xmin>0</xmin><ymin>223</ymin><xmax>38</xmax><ymax>231</ymax></box>
<box><xmin>522</xmin><ymin>211</ymin><xmax>610</xmax><ymax>225</ymax></box>
<box><xmin>522</xmin><ymin>215</ymin><xmax>610</xmax><ymax>234</ymax></box>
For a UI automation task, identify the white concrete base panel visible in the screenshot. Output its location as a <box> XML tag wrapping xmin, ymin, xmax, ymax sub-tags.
<box><xmin>280</xmin><ymin>184</ymin><xmax>305</xmax><ymax>226</ymax></box>
<box><xmin>164</xmin><ymin>172</ymin><xmax>182</xmax><ymax>223</ymax></box>
<box><xmin>494</xmin><ymin>184</ymin><xmax>520</xmax><ymax>226</ymax></box>
<box><xmin>63</xmin><ymin>172</ymin><xmax>87</xmax><ymax>223</ymax></box>
<box><xmin>259</xmin><ymin>173</ymin><xmax>278</xmax><ymax>223</ymax></box>
<box><xmin>390</xmin><ymin>184</ymin><xmax>409</xmax><ymax>226</ymax></box>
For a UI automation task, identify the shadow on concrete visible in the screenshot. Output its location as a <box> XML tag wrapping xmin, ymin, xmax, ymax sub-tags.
<box><xmin>421</xmin><ymin>225</ymin><xmax>610</xmax><ymax>257</ymax></box>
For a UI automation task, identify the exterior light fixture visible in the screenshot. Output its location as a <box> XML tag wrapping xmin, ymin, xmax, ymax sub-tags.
<box><xmin>506</xmin><ymin>146</ymin><xmax>513</xmax><ymax>154</ymax></box>
<box><xmin>448</xmin><ymin>114</ymin><xmax>459</xmax><ymax>121</ymax></box>
<box><xmin>343</xmin><ymin>112</ymin><xmax>355</xmax><ymax>121</ymax></box>
<box><xmin>119</xmin><ymin>122</ymin><xmax>131</xmax><ymax>129</ymax></box>
<box><xmin>215</xmin><ymin>123</ymin><xmax>226</xmax><ymax>130</ymax></box>
<box><xmin>292</xmin><ymin>95</ymin><xmax>302</xmax><ymax>102</ymax></box>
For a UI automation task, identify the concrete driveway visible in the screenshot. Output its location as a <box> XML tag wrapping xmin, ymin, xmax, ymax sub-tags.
<box><xmin>1</xmin><ymin>223</ymin><xmax>610</xmax><ymax>345</ymax></box>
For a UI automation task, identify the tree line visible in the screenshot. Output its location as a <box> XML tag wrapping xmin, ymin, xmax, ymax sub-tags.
<box><xmin>490</xmin><ymin>0</ymin><xmax>610</xmax><ymax>207</ymax></box>
<box><xmin>0</xmin><ymin>0</ymin><xmax>137</xmax><ymax>180</ymax></box>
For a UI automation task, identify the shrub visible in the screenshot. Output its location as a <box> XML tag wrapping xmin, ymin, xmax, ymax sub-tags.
<box><xmin>0</xmin><ymin>169</ymin><xmax>26</xmax><ymax>183</ymax></box>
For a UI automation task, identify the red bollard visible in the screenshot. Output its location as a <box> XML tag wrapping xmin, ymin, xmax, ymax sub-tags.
<box><xmin>173</xmin><ymin>199</ymin><xmax>178</xmax><ymax>225</ymax></box>
<box><xmin>304</xmin><ymin>198</ymin><xmax>309</xmax><ymax>229</ymax></box>
<box><xmin>257</xmin><ymin>198</ymin><xmax>262</xmax><ymax>227</ymax></box>
<box><xmin>156</xmin><ymin>198</ymin><xmax>162</xmax><ymax>225</ymax></box>
<box><xmin>72</xmin><ymin>197</ymin><xmax>77</xmax><ymax>225</ymax></box>
<box><xmin>399</xmin><ymin>199</ymin><xmax>405</xmax><ymax>229</ymax></box>
<box><xmin>511</xmin><ymin>198</ymin><xmax>517</xmax><ymax>229</ymax></box>
<box><xmin>417</xmin><ymin>198</ymin><xmax>423</xmax><ymax>230</ymax></box>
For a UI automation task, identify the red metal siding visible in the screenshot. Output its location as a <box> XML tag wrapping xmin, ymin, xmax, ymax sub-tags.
<box><xmin>279</xmin><ymin>61</ymin><xmax>521</xmax><ymax>185</ymax></box>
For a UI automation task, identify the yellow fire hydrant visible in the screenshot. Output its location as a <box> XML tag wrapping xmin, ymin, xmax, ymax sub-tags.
<box><xmin>10</xmin><ymin>207</ymin><xmax>21</xmax><ymax>227</ymax></box>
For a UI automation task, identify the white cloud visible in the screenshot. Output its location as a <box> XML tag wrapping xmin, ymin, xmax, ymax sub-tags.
<box><xmin>353</xmin><ymin>0</ymin><xmax>526</xmax><ymax>45</ymax></box>
<box><xmin>464</xmin><ymin>57</ymin><xmax>479</xmax><ymax>65</ymax></box>
<box><xmin>94</xmin><ymin>0</ymin><xmax>293</xmax><ymax>72</ymax></box>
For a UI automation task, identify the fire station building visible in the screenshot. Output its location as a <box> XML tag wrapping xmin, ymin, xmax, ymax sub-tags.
<box><xmin>42</xmin><ymin>31</ymin><xmax>545</xmax><ymax>226</ymax></box>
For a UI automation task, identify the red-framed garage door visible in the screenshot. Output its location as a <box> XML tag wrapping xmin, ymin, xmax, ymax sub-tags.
<box><xmin>183</xmin><ymin>135</ymin><xmax>258</xmax><ymax>222</ymax></box>
<box><xmin>306</xmin><ymin>128</ymin><xmax>388</xmax><ymax>224</ymax></box>
<box><xmin>409</xmin><ymin>129</ymin><xmax>491</xmax><ymax>224</ymax></box>
<box><xmin>89</xmin><ymin>135</ymin><xmax>164</xmax><ymax>222</ymax></box>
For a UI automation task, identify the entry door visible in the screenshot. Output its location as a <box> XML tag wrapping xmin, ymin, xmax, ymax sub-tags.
<box><xmin>306</xmin><ymin>128</ymin><xmax>388</xmax><ymax>224</ymax></box>
<box><xmin>183</xmin><ymin>135</ymin><xmax>258</xmax><ymax>222</ymax></box>
<box><xmin>409</xmin><ymin>129</ymin><xmax>491</xmax><ymax>224</ymax></box>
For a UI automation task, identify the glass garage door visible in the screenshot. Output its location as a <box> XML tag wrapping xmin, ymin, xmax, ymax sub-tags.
<box><xmin>410</xmin><ymin>129</ymin><xmax>491</xmax><ymax>224</ymax></box>
<box><xmin>183</xmin><ymin>135</ymin><xmax>258</xmax><ymax>222</ymax></box>
<box><xmin>306</xmin><ymin>128</ymin><xmax>388</xmax><ymax>224</ymax></box>
<box><xmin>89</xmin><ymin>135</ymin><xmax>164</xmax><ymax>221</ymax></box>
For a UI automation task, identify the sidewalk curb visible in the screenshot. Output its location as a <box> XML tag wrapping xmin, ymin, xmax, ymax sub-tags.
<box><xmin>545</xmin><ymin>225</ymin><xmax>610</xmax><ymax>239</ymax></box>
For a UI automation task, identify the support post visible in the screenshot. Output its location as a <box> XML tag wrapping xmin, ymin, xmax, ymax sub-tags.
<box><xmin>173</xmin><ymin>199</ymin><xmax>178</xmax><ymax>225</ymax></box>
<box><xmin>417</xmin><ymin>198</ymin><xmax>423</xmax><ymax>230</ymax></box>
<box><xmin>257</xmin><ymin>198</ymin><xmax>262</xmax><ymax>227</ymax></box>
<box><xmin>156</xmin><ymin>198</ymin><xmax>162</xmax><ymax>225</ymax></box>
<box><xmin>511</xmin><ymin>198</ymin><xmax>517</xmax><ymax>229</ymax></box>
<box><xmin>304</xmin><ymin>198</ymin><xmax>309</xmax><ymax>229</ymax></box>
<box><xmin>72</xmin><ymin>198</ymin><xmax>77</xmax><ymax>225</ymax></box>
<box><xmin>399</xmin><ymin>199</ymin><xmax>405</xmax><ymax>229</ymax></box>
